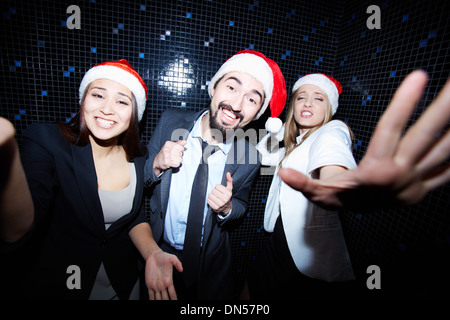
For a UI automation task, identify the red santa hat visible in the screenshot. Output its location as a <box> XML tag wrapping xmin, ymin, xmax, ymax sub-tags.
<box><xmin>208</xmin><ymin>50</ymin><xmax>287</xmax><ymax>133</ymax></box>
<box><xmin>292</xmin><ymin>73</ymin><xmax>342</xmax><ymax>115</ymax></box>
<box><xmin>79</xmin><ymin>59</ymin><xmax>148</xmax><ymax>121</ymax></box>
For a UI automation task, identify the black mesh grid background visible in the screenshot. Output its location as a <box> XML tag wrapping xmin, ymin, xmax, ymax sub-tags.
<box><xmin>1</xmin><ymin>0</ymin><xmax>449</xmax><ymax>299</ymax></box>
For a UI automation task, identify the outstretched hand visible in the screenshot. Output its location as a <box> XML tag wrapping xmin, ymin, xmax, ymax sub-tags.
<box><xmin>0</xmin><ymin>117</ymin><xmax>16</xmax><ymax>146</ymax></box>
<box><xmin>0</xmin><ymin>117</ymin><xmax>34</xmax><ymax>242</ymax></box>
<box><xmin>279</xmin><ymin>70</ymin><xmax>450</xmax><ymax>211</ymax></box>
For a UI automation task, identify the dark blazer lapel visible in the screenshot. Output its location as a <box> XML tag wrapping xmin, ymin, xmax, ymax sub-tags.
<box><xmin>221</xmin><ymin>139</ymin><xmax>239</xmax><ymax>184</ymax></box>
<box><xmin>160</xmin><ymin>167</ymin><xmax>172</xmax><ymax>216</ymax></box>
<box><xmin>131</xmin><ymin>154</ymin><xmax>145</xmax><ymax>215</ymax></box>
<box><xmin>219</xmin><ymin>134</ymin><xmax>256</xmax><ymax>185</ymax></box>
<box><xmin>160</xmin><ymin>110</ymin><xmax>203</xmax><ymax>215</ymax></box>
<box><xmin>71</xmin><ymin>142</ymin><xmax>105</xmax><ymax>233</ymax></box>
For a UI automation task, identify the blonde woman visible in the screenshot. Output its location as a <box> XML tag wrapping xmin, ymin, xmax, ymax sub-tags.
<box><xmin>250</xmin><ymin>73</ymin><xmax>358</xmax><ymax>299</ymax></box>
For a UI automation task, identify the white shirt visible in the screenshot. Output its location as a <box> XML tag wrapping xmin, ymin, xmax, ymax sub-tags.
<box><xmin>258</xmin><ymin>120</ymin><xmax>357</xmax><ymax>282</ymax></box>
<box><xmin>164</xmin><ymin>111</ymin><xmax>234</xmax><ymax>250</ymax></box>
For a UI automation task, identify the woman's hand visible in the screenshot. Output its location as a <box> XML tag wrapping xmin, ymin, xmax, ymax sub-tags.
<box><xmin>279</xmin><ymin>70</ymin><xmax>450</xmax><ymax>211</ymax></box>
<box><xmin>0</xmin><ymin>117</ymin><xmax>34</xmax><ymax>242</ymax></box>
<box><xmin>0</xmin><ymin>117</ymin><xmax>16</xmax><ymax>146</ymax></box>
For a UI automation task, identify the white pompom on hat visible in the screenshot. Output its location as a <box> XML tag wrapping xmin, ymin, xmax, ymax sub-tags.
<box><xmin>208</xmin><ymin>50</ymin><xmax>287</xmax><ymax>132</ymax></box>
<box><xmin>291</xmin><ymin>73</ymin><xmax>342</xmax><ymax>115</ymax></box>
<box><xmin>79</xmin><ymin>59</ymin><xmax>148</xmax><ymax>121</ymax></box>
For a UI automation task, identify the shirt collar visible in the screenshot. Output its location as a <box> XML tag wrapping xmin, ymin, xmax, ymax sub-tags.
<box><xmin>192</xmin><ymin>110</ymin><xmax>234</xmax><ymax>155</ymax></box>
<box><xmin>296</xmin><ymin>130</ymin><xmax>308</xmax><ymax>143</ymax></box>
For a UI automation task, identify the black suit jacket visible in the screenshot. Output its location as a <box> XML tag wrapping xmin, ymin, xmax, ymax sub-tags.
<box><xmin>144</xmin><ymin>109</ymin><xmax>261</xmax><ymax>299</ymax></box>
<box><xmin>17</xmin><ymin>123</ymin><xmax>148</xmax><ymax>299</ymax></box>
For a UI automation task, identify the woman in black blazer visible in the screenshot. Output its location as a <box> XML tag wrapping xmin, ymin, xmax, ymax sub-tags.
<box><xmin>0</xmin><ymin>59</ymin><xmax>149</xmax><ymax>299</ymax></box>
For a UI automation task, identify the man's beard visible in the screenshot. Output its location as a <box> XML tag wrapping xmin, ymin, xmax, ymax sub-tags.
<box><xmin>209</xmin><ymin>102</ymin><xmax>244</xmax><ymax>138</ymax></box>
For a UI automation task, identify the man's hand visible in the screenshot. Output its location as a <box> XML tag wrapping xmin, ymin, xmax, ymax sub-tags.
<box><xmin>208</xmin><ymin>172</ymin><xmax>233</xmax><ymax>215</ymax></box>
<box><xmin>153</xmin><ymin>140</ymin><xmax>187</xmax><ymax>176</ymax></box>
<box><xmin>145</xmin><ymin>249</ymin><xmax>183</xmax><ymax>300</ymax></box>
<box><xmin>279</xmin><ymin>70</ymin><xmax>450</xmax><ymax>211</ymax></box>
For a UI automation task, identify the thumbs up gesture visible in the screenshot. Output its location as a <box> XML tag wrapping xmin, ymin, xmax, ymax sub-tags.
<box><xmin>208</xmin><ymin>172</ymin><xmax>233</xmax><ymax>216</ymax></box>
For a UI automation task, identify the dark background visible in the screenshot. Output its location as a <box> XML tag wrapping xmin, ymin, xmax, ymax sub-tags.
<box><xmin>1</xmin><ymin>0</ymin><xmax>449</xmax><ymax>299</ymax></box>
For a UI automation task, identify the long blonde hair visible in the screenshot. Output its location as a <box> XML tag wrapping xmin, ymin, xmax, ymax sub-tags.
<box><xmin>279</xmin><ymin>87</ymin><xmax>351</xmax><ymax>167</ymax></box>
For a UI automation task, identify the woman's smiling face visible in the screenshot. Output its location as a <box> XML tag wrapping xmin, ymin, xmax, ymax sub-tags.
<box><xmin>82</xmin><ymin>78</ymin><xmax>133</xmax><ymax>143</ymax></box>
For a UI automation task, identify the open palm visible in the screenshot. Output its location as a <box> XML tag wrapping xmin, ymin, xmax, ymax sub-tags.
<box><xmin>279</xmin><ymin>70</ymin><xmax>450</xmax><ymax>211</ymax></box>
<box><xmin>144</xmin><ymin>250</ymin><xmax>183</xmax><ymax>300</ymax></box>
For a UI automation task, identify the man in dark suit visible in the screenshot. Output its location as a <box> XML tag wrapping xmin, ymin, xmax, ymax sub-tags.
<box><xmin>129</xmin><ymin>50</ymin><xmax>287</xmax><ymax>299</ymax></box>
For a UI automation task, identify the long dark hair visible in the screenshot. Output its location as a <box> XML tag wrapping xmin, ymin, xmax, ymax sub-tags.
<box><xmin>57</xmin><ymin>83</ymin><xmax>146</xmax><ymax>161</ymax></box>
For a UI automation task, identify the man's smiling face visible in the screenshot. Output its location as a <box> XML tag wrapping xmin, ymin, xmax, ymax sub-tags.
<box><xmin>209</xmin><ymin>71</ymin><xmax>265</xmax><ymax>134</ymax></box>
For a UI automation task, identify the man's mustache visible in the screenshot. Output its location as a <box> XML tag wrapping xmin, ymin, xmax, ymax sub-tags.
<box><xmin>218</xmin><ymin>102</ymin><xmax>244</xmax><ymax>121</ymax></box>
